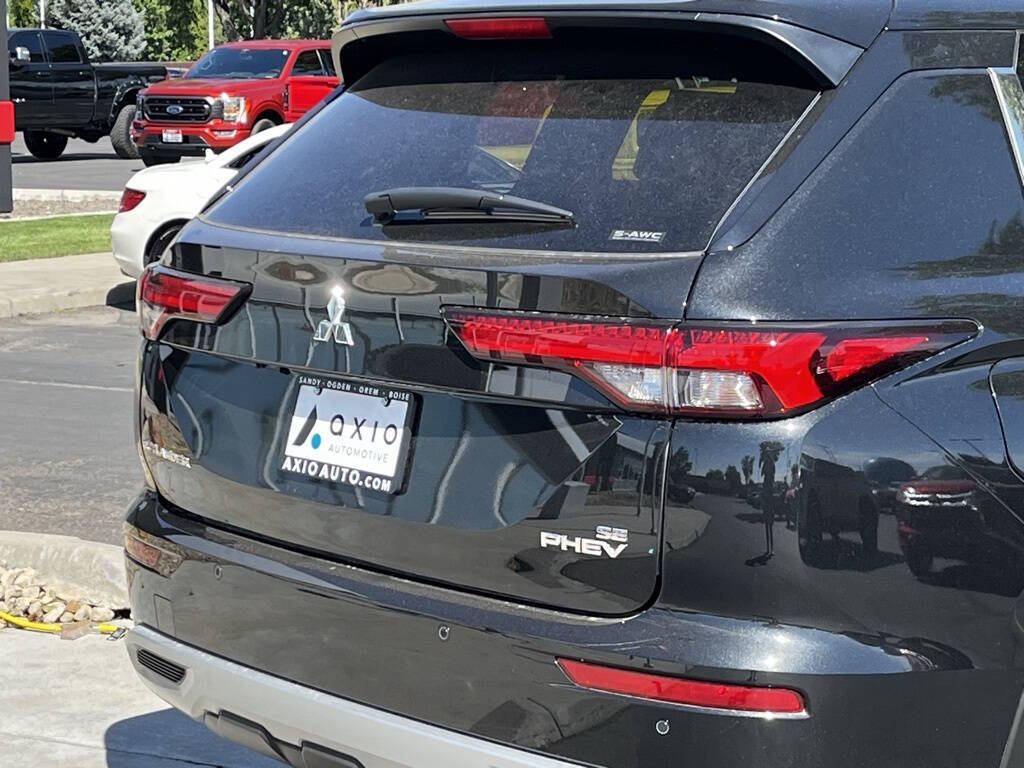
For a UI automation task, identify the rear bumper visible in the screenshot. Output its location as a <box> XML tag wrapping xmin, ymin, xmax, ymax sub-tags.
<box><xmin>127</xmin><ymin>625</ymin><xmax>580</xmax><ymax>768</ymax></box>
<box><xmin>125</xmin><ymin>491</ymin><xmax>1024</xmax><ymax>768</ymax></box>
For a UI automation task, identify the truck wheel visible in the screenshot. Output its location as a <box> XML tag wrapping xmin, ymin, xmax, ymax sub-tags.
<box><xmin>140</xmin><ymin>149</ymin><xmax>180</xmax><ymax>167</ymax></box>
<box><xmin>23</xmin><ymin>131</ymin><xmax>69</xmax><ymax>160</ymax></box>
<box><xmin>251</xmin><ymin>118</ymin><xmax>278</xmax><ymax>134</ymax></box>
<box><xmin>110</xmin><ymin>104</ymin><xmax>140</xmax><ymax>160</ymax></box>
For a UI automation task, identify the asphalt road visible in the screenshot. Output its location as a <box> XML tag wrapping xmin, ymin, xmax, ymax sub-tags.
<box><xmin>11</xmin><ymin>133</ymin><xmax>144</xmax><ymax>191</ymax></box>
<box><xmin>0</xmin><ymin>305</ymin><xmax>142</xmax><ymax>544</ymax></box>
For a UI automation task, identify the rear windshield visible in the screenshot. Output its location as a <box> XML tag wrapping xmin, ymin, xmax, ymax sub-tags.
<box><xmin>187</xmin><ymin>47</ymin><xmax>289</xmax><ymax>79</ymax></box>
<box><xmin>207</xmin><ymin>42</ymin><xmax>817</xmax><ymax>252</ymax></box>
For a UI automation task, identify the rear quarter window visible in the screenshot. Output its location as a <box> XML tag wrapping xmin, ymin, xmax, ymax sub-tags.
<box><xmin>206</xmin><ymin>40</ymin><xmax>817</xmax><ymax>253</ymax></box>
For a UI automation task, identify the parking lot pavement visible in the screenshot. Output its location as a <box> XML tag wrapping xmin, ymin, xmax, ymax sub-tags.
<box><xmin>12</xmin><ymin>134</ymin><xmax>144</xmax><ymax>192</ymax></box>
<box><xmin>0</xmin><ymin>630</ymin><xmax>278</xmax><ymax>767</ymax></box>
<box><xmin>0</xmin><ymin>306</ymin><xmax>141</xmax><ymax>545</ymax></box>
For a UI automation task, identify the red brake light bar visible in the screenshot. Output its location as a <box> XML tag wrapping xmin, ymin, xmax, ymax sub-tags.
<box><xmin>445</xmin><ymin>17</ymin><xmax>552</xmax><ymax>39</ymax></box>
<box><xmin>137</xmin><ymin>265</ymin><xmax>250</xmax><ymax>340</ymax></box>
<box><xmin>557</xmin><ymin>658</ymin><xmax>806</xmax><ymax>715</ymax></box>
<box><xmin>443</xmin><ymin>308</ymin><xmax>977</xmax><ymax>417</ymax></box>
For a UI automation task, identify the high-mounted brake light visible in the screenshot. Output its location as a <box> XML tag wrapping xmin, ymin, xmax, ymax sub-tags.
<box><xmin>119</xmin><ymin>188</ymin><xmax>146</xmax><ymax>213</ymax></box>
<box><xmin>443</xmin><ymin>309</ymin><xmax>977</xmax><ymax>417</ymax></box>
<box><xmin>137</xmin><ymin>265</ymin><xmax>250</xmax><ymax>340</ymax></box>
<box><xmin>445</xmin><ymin>17</ymin><xmax>551</xmax><ymax>39</ymax></box>
<box><xmin>557</xmin><ymin>658</ymin><xmax>806</xmax><ymax>715</ymax></box>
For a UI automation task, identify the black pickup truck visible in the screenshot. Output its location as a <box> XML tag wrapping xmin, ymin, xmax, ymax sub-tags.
<box><xmin>6</xmin><ymin>28</ymin><xmax>166</xmax><ymax>160</ymax></box>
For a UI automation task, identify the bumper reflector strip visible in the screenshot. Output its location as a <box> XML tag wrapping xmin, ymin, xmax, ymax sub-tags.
<box><xmin>557</xmin><ymin>658</ymin><xmax>806</xmax><ymax>715</ymax></box>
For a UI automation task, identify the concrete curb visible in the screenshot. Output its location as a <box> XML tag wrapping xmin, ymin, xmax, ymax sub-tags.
<box><xmin>0</xmin><ymin>531</ymin><xmax>127</xmax><ymax>608</ymax></box>
<box><xmin>13</xmin><ymin>188</ymin><xmax>122</xmax><ymax>203</ymax></box>
<box><xmin>0</xmin><ymin>253</ymin><xmax>134</xmax><ymax>320</ymax></box>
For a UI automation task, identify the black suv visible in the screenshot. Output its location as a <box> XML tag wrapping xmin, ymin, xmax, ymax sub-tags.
<box><xmin>124</xmin><ymin>2</ymin><xmax>1024</xmax><ymax>766</ymax></box>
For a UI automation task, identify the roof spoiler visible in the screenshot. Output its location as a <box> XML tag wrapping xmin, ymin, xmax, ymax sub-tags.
<box><xmin>331</xmin><ymin>11</ymin><xmax>865</xmax><ymax>89</ymax></box>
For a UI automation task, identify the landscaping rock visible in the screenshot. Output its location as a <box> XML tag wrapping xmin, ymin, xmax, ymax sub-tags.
<box><xmin>90</xmin><ymin>606</ymin><xmax>115</xmax><ymax>623</ymax></box>
<box><xmin>0</xmin><ymin>561</ymin><xmax>124</xmax><ymax>632</ymax></box>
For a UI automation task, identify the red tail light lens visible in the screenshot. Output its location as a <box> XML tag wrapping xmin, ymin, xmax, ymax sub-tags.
<box><xmin>443</xmin><ymin>308</ymin><xmax>977</xmax><ymax>417</ymax></box>
<box><xmin>445</xmin><ymin>17</ymin><xmax>551</xmax><ymax>39</ymax></box>
<box><xmin>557</xmin><ymin>659</ymin><xmax>806</xmax><ymax>715</ymax></box>
<box><xmin>119</xmin><ymin>188</ymin><xmax>146</xmax><ymax>213</ymax></box>
<box><xmin>137</xmin><ymin>265</ymin><xmax>250</xmax><ymax>340</ymax></box>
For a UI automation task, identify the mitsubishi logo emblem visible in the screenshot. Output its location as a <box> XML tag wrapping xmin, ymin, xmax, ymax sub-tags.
<box><xmin>313</xmin><ymin>286</ymin><xmax>355</xmax><ymax>346</ymax></box>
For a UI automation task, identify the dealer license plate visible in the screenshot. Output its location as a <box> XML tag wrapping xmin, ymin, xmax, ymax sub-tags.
<box><xmin>281</xmin><ymin>379</ymin><xmax>413</xmax><ymax>494</ymax></box>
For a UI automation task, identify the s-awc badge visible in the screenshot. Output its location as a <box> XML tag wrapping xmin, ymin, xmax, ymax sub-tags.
<box><xmin>609</xmin><ymin>229</ymin><xmax>666</xmax><ymax>243</ymax></box>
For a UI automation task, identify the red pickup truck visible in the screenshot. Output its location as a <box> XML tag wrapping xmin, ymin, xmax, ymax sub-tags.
<box><xmin>132</xmin><ymin>39</ymin><xmax>338</xmax><ymax>165</ymax></box>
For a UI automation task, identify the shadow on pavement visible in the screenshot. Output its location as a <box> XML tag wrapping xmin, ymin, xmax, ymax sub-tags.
<box><xmin>104</xmin><ymin>708</ymin><xmax>280</xmax><ymax>767</ymax></box>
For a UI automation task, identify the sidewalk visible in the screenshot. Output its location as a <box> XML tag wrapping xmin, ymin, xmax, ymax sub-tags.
<box><xmin>0</xmin><ymin>253</ymin><xmax>132</xmax><ymax>319</ymax></box>
<box><xmin>0</xmin><ymin>630</ymin><xmax>278</xmax><ymax>767</ymax></box>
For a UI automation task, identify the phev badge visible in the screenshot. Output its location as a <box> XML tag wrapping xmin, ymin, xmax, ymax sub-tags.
<box><xmin>540</xmin><ymin>525</ymin><xmax>629</xmax><ymax>558</ymax></box>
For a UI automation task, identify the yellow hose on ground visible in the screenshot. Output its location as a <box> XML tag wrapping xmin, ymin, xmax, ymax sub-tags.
<box><xmin>0</xmin><ymin>610</ymin><xmax>119</xmax><ymax>635</ymax></box>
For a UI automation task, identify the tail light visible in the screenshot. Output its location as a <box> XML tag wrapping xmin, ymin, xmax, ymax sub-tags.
<box><xmin>119</xmin><ymin>188</ymin><xmax>146</xmax><ymax>213</ymax></box>
<box><xmin>443</xmin><ymin>309</ymin><xmax>977</xmax><ymax>417</ymax></box>
<box><xmin>445</xmin><ymin>17</ymin><xmax>551</xmax><ymax>39</ymax></box>
<box><xmin>283</xmin><ymin>84</ymin><xmax>290</xmax><ymax>112</ymax></box>
<box><xmin>557</xmin><ymin>658</ymin><xmax>806</xmax><ymax>716</ymax></box>
<box><xmin>137</xmin><ymin>265</ymin><xmax>250</xmax><ymax>340</ymax></box>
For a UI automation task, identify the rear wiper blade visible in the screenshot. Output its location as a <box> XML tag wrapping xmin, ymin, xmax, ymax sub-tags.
<box><xmin>364</xmin><ymin>187</ymin><xmax>575</xmax><ymax>224</ymax></box>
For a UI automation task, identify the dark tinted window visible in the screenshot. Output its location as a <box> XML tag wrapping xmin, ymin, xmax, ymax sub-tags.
<box><xmin>318</xmin><ymin>49</ymin><xmax>336</xmax><ymax>77</ymax></box>
<box><xmin>8</xmin><ymin>31</ymin><xmax>44</xmax><ymax>63</ymax></box>
<box><xmin>292</xmin><ymin>50</ymin><xmax>323</xmax><ymax>76</ymax></box>
<box><xmin>187</xmin><ymin>47</ymin><xmax>289</xmax><ymax>79</ymax></box>
<box><xmin>43</xmin><ymin>32</ymin><xmax>82</xmax><ymax>63</ymax></box>
<box><xmin>208</xmin><ymin>44</ymin><xmax>816</xmax><ymax>252</ymax></box>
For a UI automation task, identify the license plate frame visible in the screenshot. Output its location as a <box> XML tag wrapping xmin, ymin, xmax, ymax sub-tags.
<box><xmin>161</xmin><ymin>128</ymin><xmax>183</xmax><ymax>144</ymax></box>
<box><xmin>280</xmin><ymin>377</ymin><xmax>416</xmax><ymax>495</ymax></box>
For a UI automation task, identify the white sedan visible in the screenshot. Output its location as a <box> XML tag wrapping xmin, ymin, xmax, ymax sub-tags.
<box><xmin>111</xmin><ymin>123</ymin><xmax>290</xmax><ymax>278</ymax></box>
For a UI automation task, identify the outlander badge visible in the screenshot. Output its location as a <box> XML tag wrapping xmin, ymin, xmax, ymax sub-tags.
<box><xmin>313</xmin><ymin>286</ymin><xmax>355</xmax><ymax>346</ymax></box>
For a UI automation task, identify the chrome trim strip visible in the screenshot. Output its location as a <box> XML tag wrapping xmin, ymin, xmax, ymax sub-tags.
<box><xmin>989</xmin><ymin>33</ymin><xmax>1024</xmax><ymax>190</ymax></box>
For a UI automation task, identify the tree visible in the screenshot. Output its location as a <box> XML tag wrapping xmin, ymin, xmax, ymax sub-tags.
<box><xmin>212</xmin><ymin>0</ymin><xmax>337</xmax><ymax>41</ymax></box>
<box><xmin>724</xmin><ymin>465</ymin><xmax>743</xmax><ymax>496</ymax></box>
<box><xmin>741</xmin><ymin>455</ymin><xmax>754</xmax><ymax>487</ymax></box>
<box><xmin>10</xmin><ymin>0</ymin><xmax>37</xmax><ymax>27</ymax></box>
<box><xmin>134</xmin><ymin>0</ymin><xmax>208</xmax><ymax>61</ymax></box>
<box><xmin>47</xmin><ymin>0</ymin><xmax>147</xmax><ymax>61</ymax></box>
